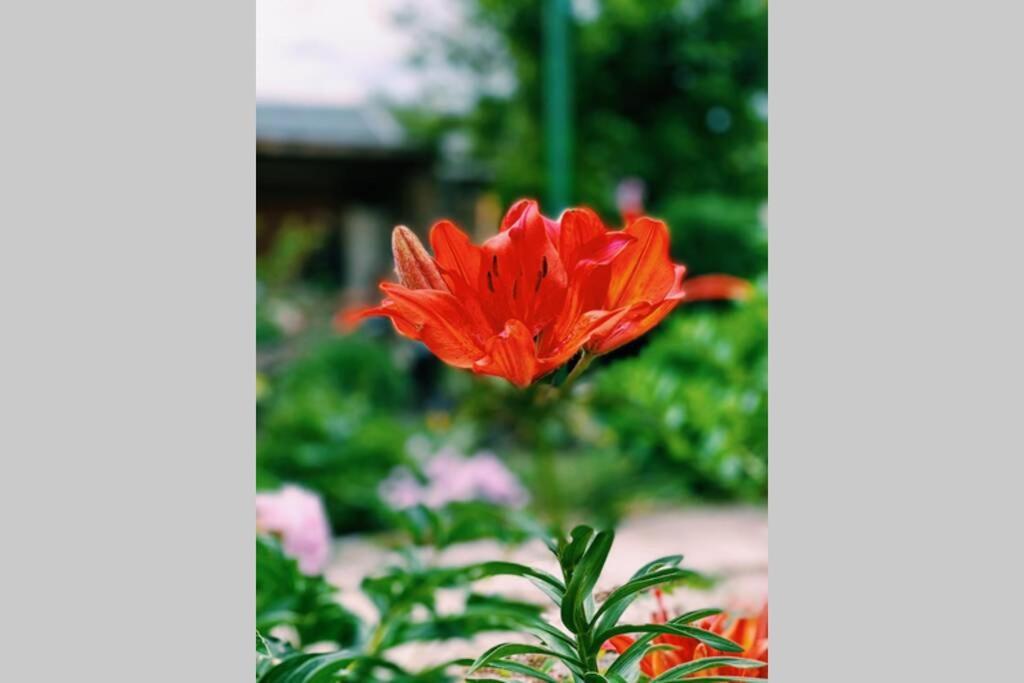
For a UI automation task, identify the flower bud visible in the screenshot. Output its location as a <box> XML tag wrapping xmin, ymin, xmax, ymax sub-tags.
<box><xmin>392</xmin><ymin>225</ymin><xmax>448</xmax><ymax>291</ymax></box>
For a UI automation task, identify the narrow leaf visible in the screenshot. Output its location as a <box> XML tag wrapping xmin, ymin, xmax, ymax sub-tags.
<box><xmin>651</xmin><ymin>657</ymin><xmax>768</xmax><ymax>682</ymax></box>
<box><xmin>592</xmin><ymin>567</ymin><xmax>705</xmax><ymax>634</ymax></box>
<box><xmin>561</xmin><ymin>530</ymin><xmax>614</xmax><ymax>633</ymax></box>
<box><xmin>468</xmin><ymin>642</ymin><xmax>583</xmax><ymax>674</ymax></box>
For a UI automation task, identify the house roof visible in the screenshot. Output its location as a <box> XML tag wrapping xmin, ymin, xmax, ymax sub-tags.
<box><xmin>256</xmin><ymin>103</ymin><xmax>411</xmax><ymax>156</ymax></box>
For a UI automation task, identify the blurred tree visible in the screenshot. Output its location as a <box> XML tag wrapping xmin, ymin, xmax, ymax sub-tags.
<box><xmin>397</xmin><ymin>0</ymin><xmax>766</xmax><ymax>265</ymax></box>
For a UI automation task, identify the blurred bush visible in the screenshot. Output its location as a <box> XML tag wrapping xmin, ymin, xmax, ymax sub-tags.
<box><xmin>589</xmin><ymin>286</ymin><xmax>768</xmax><ymax>502</ymax></box>
<box><xmin>257</xmin><ymin>334</ymin><xmax>415</xmax><ymax>534</ymax></box>
<box><xmin>658</xmin><ymin>192</ymin><xmax>767</xmax><ymax>279</ymax></box>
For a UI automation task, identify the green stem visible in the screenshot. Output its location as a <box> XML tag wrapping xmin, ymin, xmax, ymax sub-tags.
<box><xmin>530</xmin><ymin>352</ymin><xmax>600</xmax><ymax>531</ymax></box>
<box><xmin>577</xmin><ymin>631</ymin><xmax>597</xmax><ymax>674</ymax></box>
<box><xmin>365</xmin><ymin>622</ymin><xmax>386</xmax><ymax>656</ymax></box>
<box><xmin>346</xmin><ymin>621</ymin><xmax>388</xmax><ymax>674</ymax></box>
<box><xmin>535</xmin><ymin>436</ymin><xmax>564</xmax><ymax>532</ymax></box>
<box><xmin>560</xmin><ymin>351</ymin><xmax>596</xmax><ymax>397</ymax></box>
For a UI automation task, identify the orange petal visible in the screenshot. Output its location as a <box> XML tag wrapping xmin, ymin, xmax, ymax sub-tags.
<box><xmin>679</xmin><ymin>274</ymin><xmax>752</xmax><ymax>302</ymax></box>
<box><xmin>591</xmin><ymin>269</ymin><xmax>751</xmax><ymax>354</ymax></box>
<box><xmin>538</xmin><ymin>308</ymin><xmax>628</xmax><ymax>374</ymax></box>
<box><xmin>559</xmin><ymin>208</ymin><xmax>606</xmax><ymax>266</ymax></box>
<box><xmin>755</xmin><ymin>603</ymin><xmax>768</xmax><ymax>641</ymax></box>
<box><xmin>586</xmin><ymin>265</ymin><xmax>683</xmax><ymax>353</ymax></box>
<box><xmin>472</xmin><ymin>320</ymin><xmax>538</xmax><ymax>387</ymax></box>
<box><xmin>501</xmin><ymin>198</ymin><xmax>559</xmax><ymax>241</ymax></box>
<box><xmin>541</xmin><ymin>259</ymin><xmax>610</xmax><ymax>354</ymax></box>
<box><xmin>605</xmin><ymin>635</ymin><xmax>635</xmax><ymax>655</ymax></box>
<box><xmin>430</xmin><ymin>219</ymin><xmax>483</xmax><ymax>294</ymax></box>
<box><xmin>336</xmin><ymin>303</ymin><xmax>384</xmax><ymax>332</ymax></box>
<box><xmin>380</xmin><ymin>283</ymin><xmax>486</xmax><ymax>368</ymax></box>
<box><xmin>479</xmin><ymin>202</ymin><xmax>567</xmax><ymax>334</ymax></box>
<box><xmin>500</xmin><ymin>198</ymin><xmax>536</xmax><ymax>231</ymax></box>
<box><xmin>559</xmin><ymin>208</ymin><xmax>634</xmax><ymax>271</ymax></box>
<box><xmin>606</xmin><ymin>218</ymin><xmax>677</xmax><ymax>308</ymax></box>
<box><xmin>336</xmin><ymin>300</ymin><xmax>421</xmax><ymax>339</ymax></box>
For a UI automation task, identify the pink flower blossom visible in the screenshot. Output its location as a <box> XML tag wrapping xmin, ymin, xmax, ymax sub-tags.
<box><xmin>256</xmin><ymin>485</ymin><xmax>331</xmax><ymax>575</ymax></box>
<box><xmin>379</xmin><ymin>448</ymin><xmax>529</xmax><ymax>510</ymax></box>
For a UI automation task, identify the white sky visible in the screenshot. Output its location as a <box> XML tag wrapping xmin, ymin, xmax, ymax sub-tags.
<box><xmin>256</xmin><ymin>0</ymin><xmax>454</xmax><ymax>106</ymax></box>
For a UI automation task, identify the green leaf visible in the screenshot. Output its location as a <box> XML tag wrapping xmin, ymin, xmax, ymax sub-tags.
<box><xmin>256</xmin><ymin>536</ymin><xmax>360</xmax><ymax>648</ymax></box>
<box><xmin>516</xmin><ymin>614</ymin><xmax>578</xmax><ymax>655</ymax></box>
<box><xmin>467</xmin><ymin>561</ymin><xmax>566</xmax><ymax>606</ymax></box>
<box><xmin>471</xmin><ymin>658</ymin><xmax>560</xmax><ymax>683</ymax></box>
<box><xmin>255</xmin><ymin>632</ymin><xmax>300</xmax><ymax>679</ymax></box>
<box><xmin>604</xmin><ymin>632</ymin><xmax>659</xmax><ymax>680</ymax></box>
<box><xmin>560</xmin><ymin>529</ymin><xmax>614</xmax><ymax>633</ymax></box>
<box><xmin>257</xmin><ymin>651</ymin><xmax>398</xmax><ymax>683</ymax></box>
<box><xmin>668</xmin><ymin>624</ymin><xmax>744</xmax><ymax>653</ymax></box>
<box><xmin>596</xmin><ymin>608</ymin><xmax>723</xmax><ymax>649</ymax></box>
<box><xmin>668</xmin><ymin>608</ymin><xmax>727</xmax><ymax>625</ymax></box>
<box><xmin>605</xmin><ymin>616</ymin><xmax>747</xmax><ymax>682</ymax></box>
<box><xmin>629</xmin><ymin>555</ymin><xmax>683</xmax><ymax>579</ymax></box>
<box><xmin>651</xmin><ymin>657</ymin><xmax>768</xmax><ymax>682</ymax></box>
<box><xmin>468</xmin><ymin>642</ymin><xmax>584</xmax><ymax>675</ymax></box>
<box><xmin>560</xmin><ymin>525</ymin><xmax>595</xmax><ymax>576</ymax></box>
<box><xmin>387</xmin><ymin>593</ymin><xmax>549</xmax><ymax>649</ymax></box>
<box><xmin>591</xmin><ymin>567</ymin><xmax>706</xmax><ymax>635</ymax></box>
<box><xmin>257</xmin><ymin>653</ymin><xmax>322</xmax><ymax>683</ymax></box>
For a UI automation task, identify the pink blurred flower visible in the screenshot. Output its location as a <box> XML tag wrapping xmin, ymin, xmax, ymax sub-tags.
<box><xmin>379</xmin><ymin>448</ymin><xmax>529</xmax><ymax>510</ymax></box>
<box><xmin>256</xmin><ymin>485</ymin><xmax>331</xmax><ymax>575</ymax></box>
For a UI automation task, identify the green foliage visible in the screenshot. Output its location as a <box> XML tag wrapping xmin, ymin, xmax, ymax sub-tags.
<box><xmin>256</xmin><ymin>648</ymin><xmax>458</xmax><ymax>683</ymax></box>
<box><xmin>257</xmin><ymin>334</ymin><xmax>415</xmax><ymax>533</ymax></box>
<box><xmin>257</xmin><ymin>551</ymin><xmax>552</xmax><ymax>682</ymax></box>
<box><xmin>257</xmin><ymin>215</ymin><xmax>332</xmax><ymax>289</ymax></box>
<box><xmin>257</xmin><ymin>283</ymin><xmax>284</xmax><ymax>347</ymax></box>
<box><xmin>657</xmin><ymin>193</ymin><xmax>766</xmax><ymax>279</ymax></box>
<box><xmin>401</xmin><ymin>0</ymin><xmax>767</xmax><ymax>213</ymax></box>
<box><xmin>362</xmin><ymin>560</ymin><xmax>548</xmax><ymax>653</ymax></box>
<box><xmin>464</xmin><ymin>525</ymin><xmax>764</xmax><ymax>683</ymax></box>
<box><xmin>257</xmin><ymin>536</ymin><xmax>360</xmax><ymax>648</ymax></box>
<box><xmin>589</xmin><ymin>289</ymin><xmax>768</xmax><ymax>502</ymax></box>
<box><xmin>393</xmin><ymin>501</ymin><xmax>543</xmax><ymax>549</ymax></box>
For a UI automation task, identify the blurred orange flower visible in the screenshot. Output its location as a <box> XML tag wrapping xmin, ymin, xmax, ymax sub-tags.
<box><xmin>606</xmin><ymin>592</ymin><xmax>768</xmax><ymax>678</ymax></box>
<box><xmin>342</xmin><ymin>199</ymin><xmax>748</xmax><ymax>387</ymax></box>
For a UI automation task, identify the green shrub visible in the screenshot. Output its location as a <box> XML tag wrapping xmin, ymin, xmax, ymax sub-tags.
<box><xmin>257</xmin><ymin>335</ymin><xmax>414</xmax><ymax>533</ymax></box>
<box><xmin>657</xmin><ymin>193</ymin><xmax>767</xmax><ymax>279</ymax></box>
<box><xmin>590</xmin><ymin>287</ymin><xmax>767</xmax><ymax>502</ymax></box>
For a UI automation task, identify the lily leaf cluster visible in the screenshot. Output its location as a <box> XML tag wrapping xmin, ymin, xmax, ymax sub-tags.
<box><xmin>465</xmin><ymin>525</ymin><xmax>767</xmax><ymax>683</ymax></box>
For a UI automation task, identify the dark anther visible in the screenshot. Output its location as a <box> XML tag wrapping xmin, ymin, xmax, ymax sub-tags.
<box><xmin>492</xmin><ymin>255</ymin><xmax>499</xmax><ymax>277</ymax></box>
<box><xmin>534</xmin><ymin>270</ymin><xmax>543</xmax><ymax>292</ymax></box>
<box><xmin>512</xmin><ymin>277</ymin><xmax>519</xmax><ymax>300</ymax></box>
<box><xmin>542</xmin><ymin>256</ymin><xmax>548</xmax><ymax>277</ymax></box>
<box><xmin>487</xmin><ymin>271</ymin><xmax>495</xmax><ymax>293</ymax></box>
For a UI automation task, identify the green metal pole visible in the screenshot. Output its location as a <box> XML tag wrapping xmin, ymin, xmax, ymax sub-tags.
<box><xmin>543</xmin><ymin>0</ymin><xmax>572</xmax><ymax>212</ymax></box>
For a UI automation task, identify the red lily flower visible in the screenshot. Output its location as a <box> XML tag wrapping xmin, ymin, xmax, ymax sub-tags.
<box><xmin>341</xmin><ymin>199</ymin><xmax>748</xmax><ymax>388</ymax></box>
<box><xmin>606</xmin><ymin>591</ymin><xmax>768</xmax><ymax>678</ymax></box>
